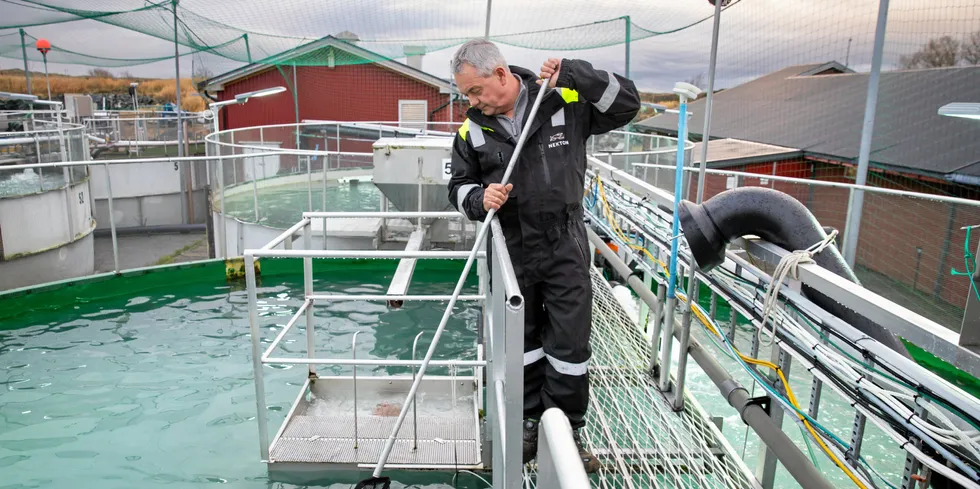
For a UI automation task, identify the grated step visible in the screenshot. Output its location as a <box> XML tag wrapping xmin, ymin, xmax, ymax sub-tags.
<box><xmin>271</xmin><ymin>413</ymin><xmax>480</xmax><ymax>466</ymax></box>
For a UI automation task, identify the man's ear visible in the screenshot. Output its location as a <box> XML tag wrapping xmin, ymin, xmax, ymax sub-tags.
<box><xmin>494</xmin><ymin>66</ymin><xmax>508</xmax><ymax>85</ymax></box>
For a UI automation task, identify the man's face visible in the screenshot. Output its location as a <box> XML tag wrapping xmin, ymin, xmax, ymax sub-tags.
<box><xmin>454</xmin><ymin>64</ymin><xmax>513</xmax><ymax>116</ymax></box>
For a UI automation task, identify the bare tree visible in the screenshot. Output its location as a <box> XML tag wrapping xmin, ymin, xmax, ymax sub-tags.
<box><xmin>962</xmin><ymin>31</ymin><xmax>980</xmax><ymax>65</ymax></box>
<box><xmin>900</xmin><ymin>35</ymin><xmax>960</xmax><ymax>69</ymax></box>
<box><xmin>685</xmin><ymin>72</ymin><xmax>706</xmax><ymax>88</ymax></box>
<box><xmin>87</xmin><ymin>68</ymin><xmax>114</xmax><ymax>78</ymax></box>
<box><xmin>193</xmin><ymin>65</ymin><xmax>214</xmax><ymax>81</ymax></box>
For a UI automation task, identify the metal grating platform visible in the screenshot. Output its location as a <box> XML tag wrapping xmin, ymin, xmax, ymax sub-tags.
<box><xmin>523</xmin><ymin>267</ymin><xmax>759</xmax><ymax>488</ymax></box>
<box><xmin>269</xmin><ymin>375</ymin><xmax>481</xmax><ymax>468</ymax></box>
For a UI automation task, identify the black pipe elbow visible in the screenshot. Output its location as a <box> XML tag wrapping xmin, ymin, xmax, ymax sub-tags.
<box><xmin>678</xmin><ymin>187</ymin><xmax>911</xmax><ymax>358</ymax></box>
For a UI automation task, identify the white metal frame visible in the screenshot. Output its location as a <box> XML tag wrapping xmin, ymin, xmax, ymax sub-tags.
<box><xmin>242</xmin><ymin>211</ymin><xmax>531</xmax><ymax>488</ymax></box>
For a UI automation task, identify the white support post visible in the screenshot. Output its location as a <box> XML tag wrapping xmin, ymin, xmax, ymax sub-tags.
<box><xmin>842</xmin><ymin>0</ymin><xmax>890</xmax><ymax>267</ymax></box>
<box><xmin>304</xmin><ymin>221</ymin><xmax>315</xmax><ymax>378</ymax></box>
<box><xmin>245</xmin><ymin>253</ymin><xmax>271</xmax><ymax>460</ymax></box>
<box><xmin>489</xmin><ymin>237</ymin><xmax>505</xmax><ymax>488</ymax></box>
<box><xmin>103</xmin><ymin>162</ymin><xmax>120</xmax><ymax>272</ymax></box>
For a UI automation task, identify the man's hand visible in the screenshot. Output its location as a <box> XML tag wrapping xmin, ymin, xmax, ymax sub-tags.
<box><xmin>537</xmin><ymin>58</ymin><xmax>561</xmax><ymax>88</ymax></box>
<box><xmin>483</xmin><ymin>183</ymin><xmax>513</xmax><ymax>211</ymax></box>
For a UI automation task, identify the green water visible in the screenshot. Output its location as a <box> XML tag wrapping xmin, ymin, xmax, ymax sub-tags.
<box><xmin>1</xmin><ymin>259</ymin><xmax>972</xmax><ymax>489</ymax></box>
<box><xmin>0</xmin><ymin>260</ymin><xmax>484</xmax><ymax>489</ymax></box>
<box><xmin>223</xmin><ymin>182</ymin><xmax>381</xmax><ymax>228</ymax></box>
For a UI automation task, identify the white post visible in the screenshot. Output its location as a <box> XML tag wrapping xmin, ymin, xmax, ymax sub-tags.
<box><xmin>696</xmin><ymin>0</ymin><xmax>723</xmax><ymax>204</ymax></box>
<box><xmin>842</xmin><ymin>0</ymin><xmax>890</xmax><ymax>267</ymax></box>
<box><xmin>245</xmin><ymin>253</ymin><xmax>271</xmax><ymax>460</ymax></box>
<box><xmin>103</xmin><ymin>162</ymin><xmax>119</xmax><ymax>272</ymax></box>
<box><xmin>304</xmin><ymin>221</ymin><xmax>315</xmax><ymax>377</ymax></box>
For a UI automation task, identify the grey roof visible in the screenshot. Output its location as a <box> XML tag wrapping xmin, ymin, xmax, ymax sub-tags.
<box><xmin>690</xmin><ymin>138</ymin><xmax>801</xmax><ymax>167</ymax></box>
<box><xmin>204</xmin><ymin>35</ymin><xmax>451</xmax><ymax>94</ymax></box>
<box><xmin>637</xmin><ymin>63</ymin><xmax>980</xmax><ymax>180</ymax></box>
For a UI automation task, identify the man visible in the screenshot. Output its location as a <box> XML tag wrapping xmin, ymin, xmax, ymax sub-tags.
<box><xmin>447</xmin><ymin>39</ymin><xmax>639</xmax><ymax>472</ymax></box>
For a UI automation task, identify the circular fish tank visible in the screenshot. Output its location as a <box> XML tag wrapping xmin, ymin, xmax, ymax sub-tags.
<box><xmin>0</xmin><ymin>113</ymin><xmax>94</xmax><ymax>290</ymax></box>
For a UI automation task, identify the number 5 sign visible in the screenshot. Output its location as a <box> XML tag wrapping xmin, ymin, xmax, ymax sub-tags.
<box><xmin>442</xmin><ymin>158</ymin><xmax>452</xmax><ymax>180</ymax></box>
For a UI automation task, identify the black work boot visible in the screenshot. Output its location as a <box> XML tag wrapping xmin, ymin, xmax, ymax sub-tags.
<box><xmin>522</xmin><ymin>418</ymin><xmax>539</xmax><ymax>464</ymax></box>
<box><xmin>573</xmin><ymin>429</ymin><xmax>601</xmax><ymax>473</ymax></box>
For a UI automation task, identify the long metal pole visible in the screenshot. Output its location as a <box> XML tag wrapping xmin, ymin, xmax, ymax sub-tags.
<box><xmin>841</xmin><ymin>0</ymin><xmax>890</xmax><ymax>267</ymax></box>
<box><xmin>369</xmin><ymin>78</ymin><xmax>549</xmax><ymax>480</ymax></box>
<box><xmin>672</xmin><ymin>264</ymin><xmax>698</xmax><ymax>411</ymax></box>
<box><xmin>173</xmin><ymin>0</ymin><xmax>184</xmax><ymax>160</ymax></box>
<box><xmin>696</xmin><ymin>0</ymin><xmax>722</xmax><ymax>205</ymax></box>
<box><xmin>172</xmin><ymin>0</ymin><xmax>190</xmax><ymax>228</ymax></box>
<box><xmin>245</xmin><ymin>253</ymin><xmax>271</xmax><ymax>460</ymax></box>
<box><xmin>103</xmin><ymin>162</ymin><xmax>120</xmax><ymax>272</ymax></box>
<box><xmin>624</xmin><ymin>16</ymin><xmax>631</xmax><ymax>79</ymax></box>
<box><xmin>19</xmin><ymin>29</ymin><xmax>32</xmax><ymax>96</ymax></box>
<box><xmin>659</xmin><ymin>91</ymin><xmax>690</xmax><ymax>391</ymax></box>
<box><xmin>484</xmin><ymin>0</ymin><xmax>492</xmax><ymax>38</ymax></box>
<box><xmin>42</xmin><ymin>54</ymin><xmax>51</xmax><ymax>101</ymax></box>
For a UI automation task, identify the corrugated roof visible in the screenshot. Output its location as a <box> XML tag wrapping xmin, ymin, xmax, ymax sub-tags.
<box><xmin>690</xmin><ymin>138</ymin><xmax>801</xmax><ymax>167</ymax></box>
<box><xmin>637</xmin><ymin>63</ymin><xmax>980</xmax><ymax>180</ymax></box>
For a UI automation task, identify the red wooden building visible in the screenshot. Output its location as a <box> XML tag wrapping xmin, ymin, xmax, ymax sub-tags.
<box><xmin>201</xmin><ymin>34</ymin><xmax>467</xmax><ymax>173</ymax></box>
<box><xmin>202</xmin><ymin>34</ymin><xmax>466</xmax><ymax>131</ymax></box>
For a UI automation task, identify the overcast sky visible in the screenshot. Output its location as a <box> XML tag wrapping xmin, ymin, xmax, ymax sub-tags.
<box><xmin>1</xmin><ymin>0</ymin><xmax>977</xmax><ymax>93</ymax></box>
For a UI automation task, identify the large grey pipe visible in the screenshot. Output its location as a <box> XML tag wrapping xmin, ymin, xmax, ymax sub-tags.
<box><xmin>586</xmin><ymin>227</ymin><xmax>835</xmax><ymax>489</ymax></box>
<box><xmin>677</xmin><ymin>186</ymin><xmax>911</xmax><ymax>358</ymax></box>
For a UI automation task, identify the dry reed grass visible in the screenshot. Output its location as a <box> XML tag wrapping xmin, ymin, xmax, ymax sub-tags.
<box><xmin>0</xmin><ymin>73</ymin><xmax>204</xmax><ymax>112</ymax></box>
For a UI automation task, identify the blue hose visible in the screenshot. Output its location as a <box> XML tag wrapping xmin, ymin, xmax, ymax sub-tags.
<box><xmin>667</xmin><ymin>99</ymin><xmax>688</xmax><ymax>299</ymax></box>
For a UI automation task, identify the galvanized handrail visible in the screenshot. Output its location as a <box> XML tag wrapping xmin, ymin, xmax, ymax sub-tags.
<box><xmin>630</xmin><ymin>161</ymin><xmax>980</xmax><ymax>208</ymax></box>
<box><xmin>588</xmin><ymin>162</ymin><xmax>980</xmax><ymax>489</ymax></box>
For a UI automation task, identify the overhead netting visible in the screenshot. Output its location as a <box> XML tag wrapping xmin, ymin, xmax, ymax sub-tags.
<box><xmin>0</xmin><ymin>0</ymin><xmax>735</xmax><ymax>68</ymax></box>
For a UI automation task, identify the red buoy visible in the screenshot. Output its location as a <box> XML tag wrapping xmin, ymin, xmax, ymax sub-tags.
<box><xmin>35</xmin><ymin>38</ymin><xmax>51</xmax><ymax>55</ymax></box>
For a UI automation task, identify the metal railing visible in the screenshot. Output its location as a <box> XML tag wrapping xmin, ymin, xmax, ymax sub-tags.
<box><xmin>587</xmin><ymin>154</ymin><xmax>980</xmax><ymax>489</ymax></box>
<box><xmin>0</xmin><ymin>149</ymin><xmax>299</xmax><ymax>279</ymax></box>
<box><xmin>534</xmin><ymin>408</ymin><xmax>591</xmax><ymax>489</ymax></box>
<box><xmin>628</xmin><ymin>160</ymin><xmax>980</xmax><ymax>333</ymax></box>
<box><xmin>243</xmin><ymin>210</ymin><xmax>532</xmax><ymax>487</ymax></box>
<box><xmin>202</xmin><ymin>122</ymin><xmax>687</xmax><ymax>230</ymax></box>
<box><xmin>1</xmin><ymin>116</ymin><xmax>88</xmax><ymax>198</ymax></box>
<box><xmin>84</xmin><ymin>114</ymin><xmax>209</xmax><ymax>157</ymax></box>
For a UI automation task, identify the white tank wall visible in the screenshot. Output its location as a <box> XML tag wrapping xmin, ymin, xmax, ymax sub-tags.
<box><xmin>88</xmin><ymin>162</ymin><xmax>207</xmax><ymax>229</ymax></box>
<box><xmin>213</xmin><ymin>212</ymin><xmax>381</xmax><ymax>258</ymax></box>
<box><xmin>212</xmin><ymin>170</ymin><xmax>392</xmax><ymax>257</ymax></box>
<box><xmin>0</xmin><ymin>179</ymin><xmax>93</xmax><ymax>258</ymax></box>
<box><xmin>89</xmin><ymin>161</ymin><xmax>182</xmax><ymax>198</ymax></box>
<box><xmin>0</xmin><ymin>232</ymin><xmax>94</xmax><ymax>290</ymax></box>
<box><xmin>92</xmin><ymin>190</ymin><xmax>207</xmax><ymax>229</ymax></box>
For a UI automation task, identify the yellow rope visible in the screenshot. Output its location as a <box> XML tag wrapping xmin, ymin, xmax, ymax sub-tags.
<box><xmin>592</xmin><ymin>175</ymin><xmax>869</xmax><ymax>489</ymax></box>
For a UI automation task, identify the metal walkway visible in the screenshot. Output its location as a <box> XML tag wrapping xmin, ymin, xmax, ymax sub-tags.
<box><xmin>523</xmin><ymin>268</ymin><xmax>756</xmax><ymax>488</ymax></box>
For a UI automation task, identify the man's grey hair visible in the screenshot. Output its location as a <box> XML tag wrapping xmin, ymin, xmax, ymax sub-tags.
<box><xmin>451</xmin><ymin>39</ymin><xmax>508</xmax><ymax>77</ymax></box>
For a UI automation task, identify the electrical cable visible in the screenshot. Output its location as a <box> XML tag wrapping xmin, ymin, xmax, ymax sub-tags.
<box><xmin>952</xmin><ymin>225</ymin><xmax>980</xmax><ymax>304</ymax></box>
<box><xmin>592</xmin><ymin>174</ymin><xmax>871</xmax><ymax>489</ymax></box>
<box><xmin>589</xmin><ymin>175</ymin><xmax>980</xmax><ymax>488</ymax></box>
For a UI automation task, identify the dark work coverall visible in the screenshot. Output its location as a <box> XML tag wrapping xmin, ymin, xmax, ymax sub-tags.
<box><xmin>447</xmin><ymin>60</ymin><xmax>640</xmax><ymax>429</ymax></box>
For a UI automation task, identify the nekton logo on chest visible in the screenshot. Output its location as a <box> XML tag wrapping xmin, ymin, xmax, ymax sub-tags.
<box><xmin>548</xmin><ymin>132</ymin><xmax>569</xmax><ymax>149</ymax></box>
